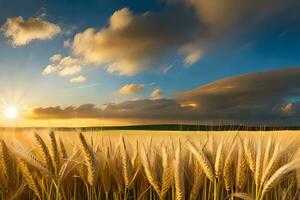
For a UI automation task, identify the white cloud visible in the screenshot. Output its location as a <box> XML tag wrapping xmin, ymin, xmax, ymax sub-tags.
<box><xmin>58</xmin><ymin>65</ymin><xmax>81</xmax><ymax>76</ymax></box>
<box><xmin>150</xmin><ymin>88</ymin><xmax>162</xmax><ymax>99</ymax></box>
<box><xmin>1</xmin><ymin>16</ymin><xmax>61</xmax><ymax>46</ymax></box>
<box><xmin>42</xmin><ymin>64</ymin><xmax>57</xmax><ymax>75</ymax></box>
<box><xmin>42</xmin><ymin>55</ymin><xmax>82</xmax><ymax>77</ymax></box>
<box><xmin>70</xmin><ymin>75</ymin><xmax>86</xmax><ymax>83</ymax></box>
<box><xmin>49</xmin><ymin>54</ymin><xmax>62</xmax><ymax>62</ymax></box>
<box><xmin>64</xmin><ymin>39</ymin><xmax>71</xmax><ymax>47</ymax></box>
<box><xmin>118</xmin><ymin>84</ymin><xmax>145</xmax><ymax>95</ymax></box>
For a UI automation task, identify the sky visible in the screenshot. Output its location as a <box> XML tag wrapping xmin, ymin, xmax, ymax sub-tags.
<box><xmin>0</xmin><ymin>0</ymin><xmax>300</xmax><ymax>126</ymax></box>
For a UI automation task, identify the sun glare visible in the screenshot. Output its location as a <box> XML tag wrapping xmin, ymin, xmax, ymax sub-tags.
<box><xmin>3</xmin><ymin>106</ymin><xmax>18</xmax><ymax>120</ymax></box>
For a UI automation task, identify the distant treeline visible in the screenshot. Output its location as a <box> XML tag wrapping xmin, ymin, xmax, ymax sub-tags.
<box><xmin>2</xmin><ymin>124</ymin><xmax>299</xmax><ymax>131</ymax></box>
<box><xmin>1</xmin><ymin>124</ymin><xmax>300</xmax><ymax>131</ymax></box>
<box><xmin>69</xmin><ymin>124</ymin><xmax>300</xmax><ymax>131</ymax></box>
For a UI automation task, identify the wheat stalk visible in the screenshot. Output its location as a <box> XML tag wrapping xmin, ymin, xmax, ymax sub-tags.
<box><xmin>110</xmin><ymin>146</ymin><xmax>125</xmax><ymax>192</ymax></box>
<box><xmin>189</xmin><ymin>159</ymin><xmax>204</xmax><ymax>200</ymax></box>
<box><xmin>174</xmin><ymin>146</ymin><xmax>185</xmax><ymax>200</ymax></box>
<box><xmin>160</xmin><ymin>146</ymin><xmax>172</xmax><ymax>198</ymax></box>
<box><xmin>263</xmin><ymin>138</ymin><xmax>272</xmax><ymax>171</ymax></box>
<box><xmin>296</xmin><ymin>168</ymin><xmax>300</xmax><ymax>190</ymax></box>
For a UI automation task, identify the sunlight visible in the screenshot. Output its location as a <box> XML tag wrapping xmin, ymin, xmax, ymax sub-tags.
<box><xmin>3</xmin><ymin>106</ymin><xmax>18</xmax><ymax>120</ymax></box>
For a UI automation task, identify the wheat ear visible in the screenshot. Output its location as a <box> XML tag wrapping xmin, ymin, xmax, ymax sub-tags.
<box><xmin>254</xmin><ymin>140</ymin><xmax>263</xmax><ymax>187</ymax></box>
<box><xmin>0</xmin><ymin>140</ymin><xmax>14</xmax><ymax>188</ymax></box>
<box><xmin>49</xmin><ymin>131</ymin><xmax>60</xmax><ymax>175</ymax></box>
<box><xmin>34</xmin><ymin>133</ymin><xmax>55</xmax><ymax>175</ymax></box>
<box><xmin>223</xmin><ymin>142</ymin><xmax>236</xmax><ymax>192</ymax></box>
<box><xmin>236</xmin><ymin>140</ymin><xmax>247</xmax><ymax>190</ymax></box>
<box><xmin>214</xmin><ymin>141</ymin><xmax>224</xmax><ymax>180</ymax></box>
<box><xmin>120</xmin><ymin>136</ymin><xmax>134</xmax><ymax>188</ymax></box>
<box><xmin>243</xmin><ymin>139</ymin><xmax>256</xmax><ymax>173</ymax></box>
<box><xmin>261</xmin><ymin>159</ymin><xmax>300</xmax><ymax>197</ymax></box>
<box><xmin>18</xmin><ymin>159</ymin><xmax>42</xmax><ymax>200</ymax></box>
<box><xmin>78</xmin><ymin>133</ymin><xmax>99</xmax><ymax>186</ymax></box>
<box><xmin>188</xmin><ymin>142</ymin><xmax>215</xmax><ymax>181</ymax></box>
<box><xmin>59</xmin><ymin>137</ymin><xmax>68</xmax><ymax>159</ymax></box>
<box><xmin>140</xmin><ymin>145</ymin><xmax>161</xmax><ymax>195</ymax></box>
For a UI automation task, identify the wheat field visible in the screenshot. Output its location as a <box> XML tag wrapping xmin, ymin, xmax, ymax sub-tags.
<box><xmin>0</xmin><ymin>130</ymin><xmax>300</xmax><ymax>200</ymax></box>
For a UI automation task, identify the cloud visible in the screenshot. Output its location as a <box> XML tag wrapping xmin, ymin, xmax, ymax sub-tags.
<box><xmin>1</xmin><ymin>16</ymin><xmax>61</xmax><ymax>46</ymax></box>
<box><xmin>70</xmin><ymin>7</ymin><xmax>199</xmax><ymax>75</ymax></box>
<box><xmin>118</xmin><ymin>84</ymin><xmax>145</xmax><ymax>95</ymax></box>
<box><xmin>70</xmin><ymin>75</ymin><xmax>86</xmax><ymax>83</ymax></box>
<box><xmin>42</xmin><ymin>55</ymin><xmax>82</xmax><ymax>76</ymax></box>
<box><xmin>63</xmin><ymin>1</ymin><xmax>299</xmax><ymax>76</ymax></box>
<box><xmin>150</xmin><ymin>88</ymin><xmax>162</xmax><ymax>99</ymax></box>
<box><xmin>281</xmin><ymin>103</ymin><xmax>294</xmax><ymax>115</ymax></box>
<box><xmin>37</xmin><ymin>1</ymin><xmax>298</xmax><ymax>77</ymax></box>
<box><xmin>49</xmin><ymin>54</ymin><xmax>62</xmax><ymax>62</ymax></box>
<box><xmin>28</xmin><ymin>67</ymin><xmax>300</xmax><ymax>125</ymax></box>
<box><xmin>183</xmin><ymin>49</ymin><xmax>203</xmax><ymax>66</ymax></box>
<box><xmin>64</xmin><ymin>39</ymin><xmax>71</xmax><ymax>48</ymax></box>
<box><xmin>58</xmin><ymin>65</ymin><xmax>81</xmax><ymax>76</ymax></box>
<box><xmin>160</xmin><ymin>61</ymin><xmax>176</xmax><ymax>74</ymax></box>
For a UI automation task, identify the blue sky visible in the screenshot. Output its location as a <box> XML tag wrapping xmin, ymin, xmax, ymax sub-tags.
<box><xmin>0</xmin><ymin>0</ymin><xmax>300</xmax><ymax>126</ymax></box>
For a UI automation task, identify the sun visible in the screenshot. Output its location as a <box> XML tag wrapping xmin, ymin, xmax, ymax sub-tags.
<box><xmin>3</xmin><ymin>106</ymin><xmax>18</xmax><ymax>120</ymax></box>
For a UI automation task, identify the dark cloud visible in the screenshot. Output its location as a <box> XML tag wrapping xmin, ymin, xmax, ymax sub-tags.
<box><xmin>28</xmin><ymin>67</ymin><xmax>300</xmax><ymax>125</ymax></box>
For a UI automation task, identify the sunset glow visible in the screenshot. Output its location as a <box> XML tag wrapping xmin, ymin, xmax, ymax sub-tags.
<box><xmin>3</xmin><ymin>106</ymin><xmax>18</xmax><ymax>120</ymax></box>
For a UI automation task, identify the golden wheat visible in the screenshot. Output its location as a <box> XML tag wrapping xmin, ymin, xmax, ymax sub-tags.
<box><xmin>78</xmin><ymin>133</ymin><xmax>99</xmax><ymax>186</ymax></box>
<box><xmin>34</xmin><ymin>133</ymin><xmax>55</xmax><ymax>175</ymax></box>
<box><xmin>0</xmin><ymin>130</ymin><xmax>299</xmax><ymax>200</ymax></box>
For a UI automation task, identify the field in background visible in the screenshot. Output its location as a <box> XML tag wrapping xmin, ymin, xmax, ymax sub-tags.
<box><xmin>0</xmin><ymin>130</ymin><xmax>300</xmax><ymax>199</ymax></box>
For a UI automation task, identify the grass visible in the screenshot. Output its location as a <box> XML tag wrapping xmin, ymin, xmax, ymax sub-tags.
<box><xmin>0</xmin><ymin>130</ymin><xmax>299</xmax><ymax>199</ymax></box>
